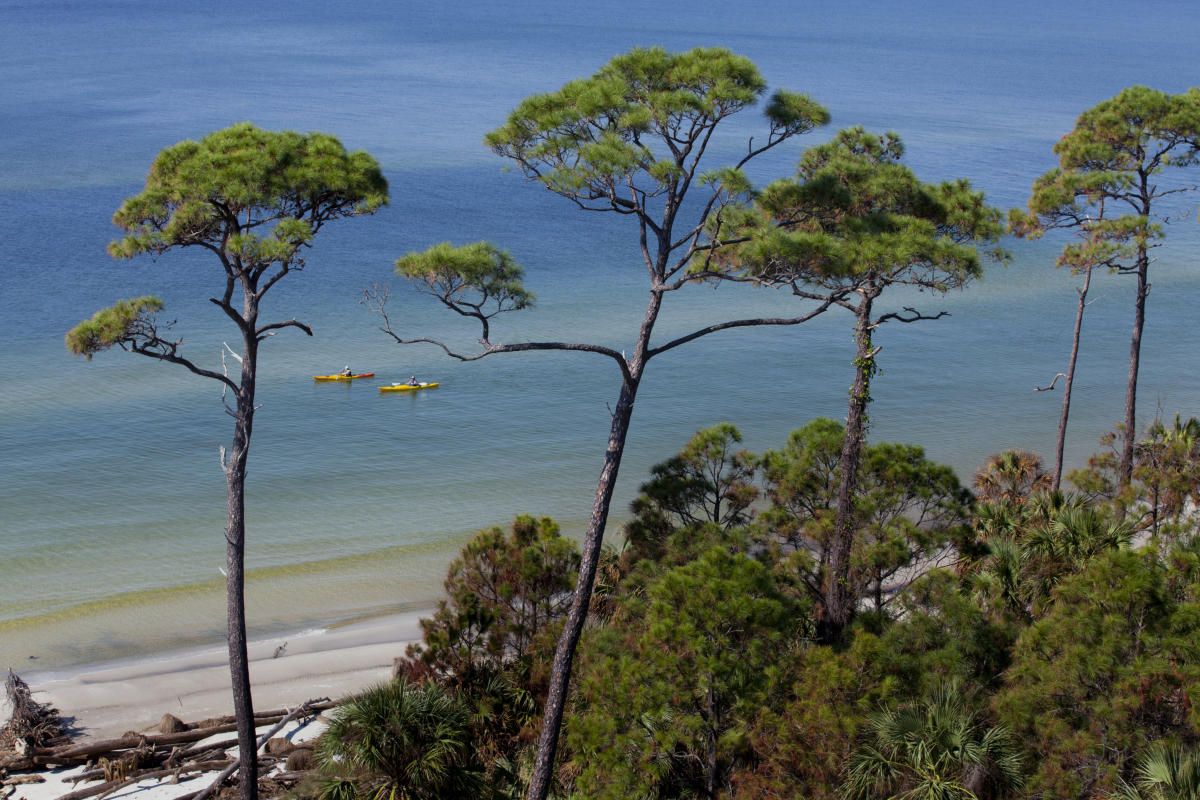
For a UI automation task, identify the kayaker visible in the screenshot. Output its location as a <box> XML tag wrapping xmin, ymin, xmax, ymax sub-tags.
<box><xmin>407</xmin><ymin>375</ymin><xmax>419</xmax><ymax>386</ymax></box>
<box><xmin>341</xmin><ymin>365</ymin><xmax>353</xmax><ymax>377</ymax></box>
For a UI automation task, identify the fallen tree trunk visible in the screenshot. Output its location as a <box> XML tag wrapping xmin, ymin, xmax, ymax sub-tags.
<box><xmin>43</xmin><ymin>726</ymin><xmax>239</xmax><ymax>763</ymax></box>
<box><xmin>185</xmin><ymin>703</ymin><xmax>337</xmax><ymax>731</ymax></box>
<box><xmin>0</xmin><ymin>755</ymin><xmax>32</xmax><ymax>772</ymax></box>
<box><xmin>56</xmin><ymin>759</ymin><xmax>231</xmax><ymax>800</ymax></box>
<box><xmin>188</xmin><ymin>699</ymin><xmax>326</xmax><ymax>800</ymax></box>
<box><xmin>40</xmin><ymin>700</ymin><xmax>335</xmax><ymax>763</ymax></box>
<box><xmin>4</xmin><ymin>692</ymin><xmax>332</xmax><ymax>800</ymax></box>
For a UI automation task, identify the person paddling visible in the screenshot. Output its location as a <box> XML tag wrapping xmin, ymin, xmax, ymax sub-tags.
<box><xmin>407</xmin><ymin>375</ymin><xmax>420</xmax><ymax>386</ymax></box>
<box><xmin>341</xmin><ymin>365</ymin><xmax>353</xmax><ymax>377</ymax></box>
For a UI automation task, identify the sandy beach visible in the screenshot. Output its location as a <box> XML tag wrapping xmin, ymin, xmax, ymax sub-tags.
<box><xmin>2</xmin><ymin>612</ymin><xmax>426</xmax><ymax>799</ymax></box>
<box><xmin>19</xmin><ymin>611</ymin><xmax>426</xmax><ymax>740</ymax></box>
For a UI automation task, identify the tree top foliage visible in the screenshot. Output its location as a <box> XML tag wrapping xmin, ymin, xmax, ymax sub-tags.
<box><xmin>728</xmin><ymin>126</ymin><xmax>1005</xmax><ymax>292</ymax></box>
<box><xmin>396</xmin><ymin>241</ymin><xmax>534</xmax><ymax>316</ymax></box>
<box><xmin>382</xmin><ymin>48</ymin><xmax>832</xmax><ymax>376</ymax></box>
<box><xmin>403</xmin><ymin>515</ymin><xmax>579</xmax><ymax>689</ymax></box>
<box><xmin>484</xmin><ymin>46</ymin><xmax>828</xmax><ymax>217</ymax></box>
<box><xmin>1012</xmin><ymin>86</ymin><xmax>1200</xmax><ymax>256</ymax></box>
<box><xmin>65</xmin><ymin>296</ymin><xmax>164</xmax><ymax>359</ymax></box>
<box><xmin>68</xmin><ymin>124</ymin><xmax>389</xmax><ymax>374</ymax></box>
<box><xmin>1054</xmin><ymin>86</ymin><xmax>1200</xmax><ymax>176</ymax></box>
<box><xmin>109</xmin><ymin>122</ymin><xmax>388</xmax><ymax>264</ymax></box>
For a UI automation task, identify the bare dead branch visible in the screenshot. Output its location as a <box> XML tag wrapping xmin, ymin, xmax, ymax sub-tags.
<box><xmin>873</xmin><ymin>306</ymin><xmax>951</xmax><ymax>326</ymax></box>
<box><xmin>645</xmin><ymin>297</ymin><xmax>837</xmax><ymax>360</ymax></box>
<box><xmin>379</xmin><ymin>329</ymin><xmax>633</xmax><ymax>385</ymax></box>
<box><xmin>1036</xmin><ymin>373</ymin><xmax>1067</xmax><ymax>393</ymax></box>
<box><xmin>256</xmin><ymin>319</ymin><xmax>314</xmax><ymax>340</ymax></box>
<box><xmin>366</xmin><ymin>282</ymin><xmax>632</xmax><ymax>383</ymax></box>
<box><xmin>123</xmin><ymin>324</ymin><xmax>238</xmax><ymax>393</ymax></box>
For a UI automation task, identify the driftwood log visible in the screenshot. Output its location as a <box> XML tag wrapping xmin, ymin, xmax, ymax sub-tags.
<box><xmin>34</xmin><ymin>700</ymin><xmax>336</xmax><ymax>766</ymax></box>
<box><xmin>4</xmin><ymin>694</ymin><xmax>332</xmax><ymax>799</ymax></box>
<box><xmin>187</xmin><ymin>699</ymin><xmax>326</xmax><ymax>800</ymax></box>
<box><xmin>0</xmin><ymin>699</ymin><xmax>334</xmax><ymax>772</ymax></box>
<box><xmin>56</xmin><ymin>759</ymin><xmax>232</xmax><ymax>800</ymax></box>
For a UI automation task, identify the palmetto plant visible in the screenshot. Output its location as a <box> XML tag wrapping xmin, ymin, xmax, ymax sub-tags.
<box><xmin>1135</xmin><ymin>416</ymin><xmax>1200</xmax><ymax>540</ymax></box>
<box><xmin>973</xmin><ymin>493</ymin><xmax>1130</xmax><ymax>620</ymax></box>
<box><xmin>1115</xmin><ymin>744</ymin><xmax>1200</xmax><ymax>800</ymax></box>
<box><xmin>1025</xmin><ymin>505</ymin><xmax>1133</xmax><ymax>562</ymax></box>
<box><xmin>315</xmin><ymin>680</ymin><xmax>485</xmax><ymax>800</ymax></box>
<box><xmin>973</xmin><ymin>536</ymin><xmax>1030</xmax><ymax>623</ymax></box>
<box><xmin>973</xmin><ymin>451</ymin><xmax>1053</xmax><ymax>506</ymax></box>
<box><xmin>842</xmin><ymin>683</ymin><xmax>1024</xmax><ymax>800</ymax></box>
<box><xmin>490</xmin><ymin>747</ymin><xmax>576</xmax><ymax>800</ymax></box>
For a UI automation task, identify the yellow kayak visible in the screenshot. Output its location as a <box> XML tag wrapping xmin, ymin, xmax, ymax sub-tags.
<box><xmin>313</xmin><ymin>372</ymin><xmax>375</xmax><ymax>382</ymax></box>
<box><xmin>380</xmin><ymin>382</ymin><xmax>440</xmax><ymax>392</ymax></box>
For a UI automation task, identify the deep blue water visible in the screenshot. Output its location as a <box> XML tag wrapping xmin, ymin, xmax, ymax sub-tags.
<box><xmin>2</xmin><ymin>0</ymin><xmax>1198</xmax><ymax>668</ymax></box>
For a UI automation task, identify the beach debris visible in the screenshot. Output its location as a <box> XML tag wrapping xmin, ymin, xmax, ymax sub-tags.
<box><xmin>189</xmin><ymin>697</ymin><xmax>328</xmax><ymax>800</ymax></box>
<box><xmin>1</xmin><ymin>697</ymin><xmax>337</xmax><ymax>800</ymax></box>
<box><xmin>37</xmin><ymin>701</ymin><xmax>336</xmax><ymax>766</ymax></box>
<box><xmin>0</xmin><ymin>777</ymin><xmax>39</xmax><ymax>800</ymax></box>
<box><xmin>265</xmin><ymin>737</ymin><xmax>296</xmax><ymax>756</ymax></box>
<box><xmin>56</xmin><ymin>758</ymin><xmax>232</xmax><ymax>800</ymax></box>
<box><xmin>159</xmin><ymin>713</ymin><xmax>188</xmax><ymax>734</ymax></box>
<box><xmin>0</xmin><ymin>670</ymin><xmax>72</xmax><ymax>762</ymax></box>
<box><xmin>284</xmin><ymin>747</ymin><xmax>314</xmax><ymax>771</ymax></box>
<box><xmin>8</xmin><ymin>696</ymin><xmax>334</xmax><ymax>799</ymax></box>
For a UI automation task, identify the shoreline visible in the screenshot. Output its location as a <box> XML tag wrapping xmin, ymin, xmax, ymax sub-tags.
<box><xmin>12</xmin><ymin>609</ymin><xmax>429</xmax><ymax>741</ymax></box>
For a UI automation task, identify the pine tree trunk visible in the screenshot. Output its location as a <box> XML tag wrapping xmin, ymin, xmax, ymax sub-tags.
<box><xmin>524</xmin><ymin>283</ymin><xmax>667</xmax><ymax>800</ymax></box>
<box><xmin>821</xmin><ymin>295</ymin><xmax>875</xmax><ymax>643</ymax></box>
<box><xmin>525</xmin><ymin>379</ymin><xmax>638</xmax><ymax>799</ymax></box>
<box><xmin>1119</xmin><ymin>248</ymin><xmax>1149</xmax><ymax>488</ymax></box>
<box><xmin>226</xmin><ymin>333</ymin><xmax>259</xmax><ymax>800</ymax></box>
<box><xmin>1052</xmin><ymin>266</ymin><xmax>1093</xmax><ymax>492</ymax></box>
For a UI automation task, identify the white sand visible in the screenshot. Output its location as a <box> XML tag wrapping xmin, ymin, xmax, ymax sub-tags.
<box><xmin>4</xmin><ymin>611</ymin><xmax>426</xmax><ymax>800</ymax></box>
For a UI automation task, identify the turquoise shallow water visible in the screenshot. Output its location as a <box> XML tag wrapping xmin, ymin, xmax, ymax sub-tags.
<box><xmin>2</xmin><ymin>0</ymin><xmax>1199</xmax><ymax>669</ymax></box>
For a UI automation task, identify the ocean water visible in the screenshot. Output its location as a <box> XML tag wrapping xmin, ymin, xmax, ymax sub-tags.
<box><xmin>2</xmin><ymin>0</ymin><xmax>1198</xmax><ymax>670</ymax></box>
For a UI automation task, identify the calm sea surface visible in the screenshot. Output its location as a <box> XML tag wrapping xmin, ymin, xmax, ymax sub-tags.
<box><xmin>2</xmin><ymin>0</ymin><xmax>1198</xmax><ymax>670</ymax></box>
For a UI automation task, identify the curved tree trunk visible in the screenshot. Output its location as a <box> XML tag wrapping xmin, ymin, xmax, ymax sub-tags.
<box><xmin>1119</xmin><ymin>248</ymin><xmax>1149</xmax><ymax>488</ymax></box>
<box><xmin>525</xmin><ymin>291</ymin><xmax>662</xmax><ymax>800</ymax></box>
<box><xmin>226</xmin><ymin>332</ymin><xmax>259</xmax><ymax>800</ymax></box>
<box><xmin>821</xmin><ymin>295</ymin><xmax>875</xmax><ymax>643</ymax></box>
<box><xmin>525</xmin><ymin>378</ymin><xmax>637</xmax><ymax>799</ymax></box>
<box><xmin>1051</xmin><ymin>265</ymin><xmax>1093</xmax><ymax>492</ymax></box>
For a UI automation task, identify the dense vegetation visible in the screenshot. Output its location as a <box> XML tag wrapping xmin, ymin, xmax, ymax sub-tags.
<box><xmin>308</xmin><ymin>71</ymin><xmax>1200</xmax><ymax>800</ymax></box>
<box><xmin>307</xmin><ymin>418</ymin><xmax>1200</xmax><ymax>800</ymax></box>
<box><xmin>63</xmin><ymin>45</ymin><xmax>1198</xmax><ymax>800</ymax></box>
